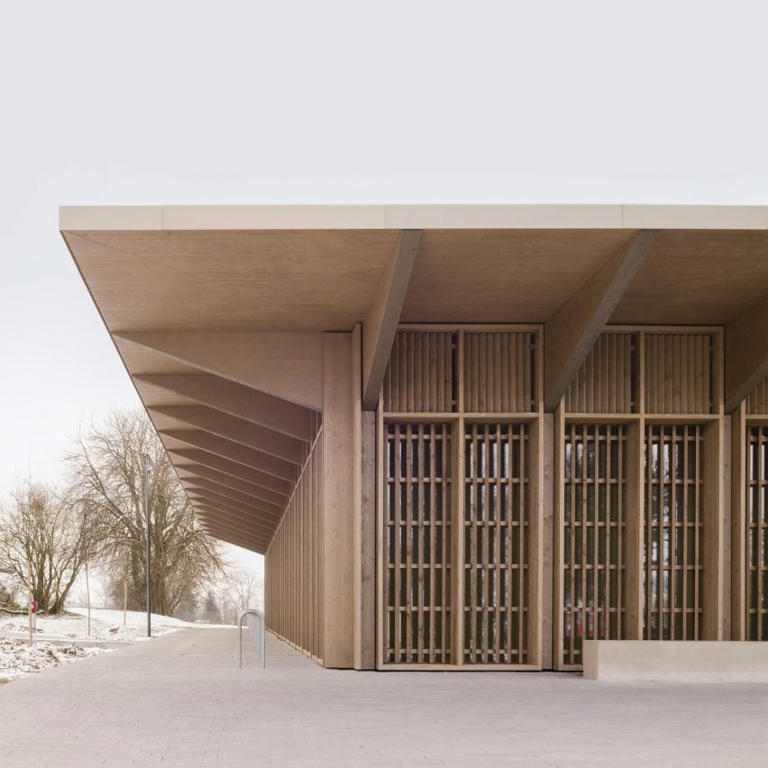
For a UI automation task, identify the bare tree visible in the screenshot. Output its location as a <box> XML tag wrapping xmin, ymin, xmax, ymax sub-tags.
<box><xmin>219</xmin><ymin>568</ymin><xmax>263</xmax><ymax>623</ymax></box>
<box><xmin>0</xmin><ymin>482</ymin><xmax>102</xmax><ymax>614</ymax></box>
<box><xmin>67</xmin><ymin>409</ymin><xmax>225</xmax><ymax>617</ymax></box>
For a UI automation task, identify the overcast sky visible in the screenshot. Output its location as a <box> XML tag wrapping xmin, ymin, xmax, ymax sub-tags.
<box><xmin>1</xmin><ymin>2</ymin><xmax>767</xmax><ymax>569</ymax></box>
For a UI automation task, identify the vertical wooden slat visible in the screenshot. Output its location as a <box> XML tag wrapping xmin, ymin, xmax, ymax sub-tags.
<box><xmin>469</xmin><ymin>424</ymin><xmax>477</xmax><ymax>661</ymax></box>
<box><xmin>437</xmin><ymin>333</ymin><xmax>445</xmax><ymax>412</ymax></box>
<box><xmin>553</xmin><ymin>402</ymin><xmax>566</xmax><ymax>669</ymax></box>
<box><xmin>694</xmin><ymin>426</ymin><xmax>701</xmax><ymax>639</ymax></box>
<box><xmin>568</xmin><ymin>423</ymin><xmax>576</xmax><ymax>663</ymax></box>
<box><xmin>416</xmin><ymin>425</ymin><xmax>425</xmax><ymax>660</ymax></box>
<box><xmin>746</xmin><ymin>377</ymin><xmax>768</xmax><ymax>414</ymax></box>
<box><xmin>428</xmin><ymin>425</ymin><xmax>436</xmax><ymax>662</ymax></box>
<box><xmin>264</xmin><ymin>426</ymin><xmax>324</xmax><ymax>662</ymax></box>
<box><xmin>519</xmin><ymin>424</ymin><xmax>527</xmax><ymax>661</ymax></box>
<box><xmin>682</xmin><ymin>420</ymin><xmax>689</xmax><ymax>638</ymax></box>
<box><xmin>405</xmin><ymin>425</ymin><xmax>414</xmax><ymax>661</ymax></box>
<box><xmin>443</xmin><ymin>423</ymin><xmax>452</xmax><ymax>662</ymax></box>
<box><xmin>754</xmin><ymin>425</ymin><xmax>768</xmax><ymax>639</ymax></box>
<box><xmin>494</xmin><ymin>423</ymin><xmax>502</xmax><ymax>660</ymax></box>
<box><xmin>453</xmin><ymin>417</ymin><xmax>464</xmax><ymax>665</ymax></box>
<box><xmin>702</xmin><ymin>417</ymin><xmax>724</xmax><ymax>640</ymax></box>
<box><xmin>481</xmin><ymin>425</ymin><xmax>490</xmax><ymax>661</ymax></box>
<box><xmin>393</xmin><ymin>424</ymin><xmax>402</xmax><ymax>660</ymax></box>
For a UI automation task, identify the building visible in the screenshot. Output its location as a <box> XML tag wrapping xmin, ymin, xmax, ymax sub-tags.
<box><xmin>61</xmin><ymin>204</ymin><xmax>768</xmax><ymax>672</ymax></box>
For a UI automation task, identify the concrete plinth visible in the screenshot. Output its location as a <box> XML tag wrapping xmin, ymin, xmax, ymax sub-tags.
<box><xmin>583</xmin><ymin>640</ymin><xmax>768</xmax><ymax>682</ymax></box>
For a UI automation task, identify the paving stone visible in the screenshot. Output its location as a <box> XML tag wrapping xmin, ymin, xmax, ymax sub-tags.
<box><xmin>0</xmin><ymin>628</ymin><xmax>766</xmax><ymax>766</ymax></box>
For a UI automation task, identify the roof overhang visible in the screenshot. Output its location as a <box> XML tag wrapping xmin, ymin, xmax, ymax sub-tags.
<box><xmin>61</xmin><ymin>204</ymin><xmax>768</xmax><ymax>552</ymax></box>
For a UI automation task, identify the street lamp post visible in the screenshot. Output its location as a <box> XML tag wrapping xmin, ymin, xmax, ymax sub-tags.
<box><xmin>143</xmin><ymin>452</ymin><xmax>153</xmax><ymax>638</ymax></box>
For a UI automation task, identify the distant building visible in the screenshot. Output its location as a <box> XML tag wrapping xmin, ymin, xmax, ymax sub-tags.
<box><xmin>62</xmin><ymin>204</ymin><xmax>768</xmax><ymax>671</ymax></box>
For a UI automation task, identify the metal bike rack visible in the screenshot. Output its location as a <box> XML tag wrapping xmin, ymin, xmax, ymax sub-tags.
<box><xmin>238</xmin><ymin>609</ymin><xmax>266</xmax><ymax>669</ymax></box>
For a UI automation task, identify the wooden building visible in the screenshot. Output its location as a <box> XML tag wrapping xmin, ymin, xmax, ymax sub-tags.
<box><xmin>61</xmin><ymin>204</ymin><xmax>768</xmax><ymax>671</ymax></box>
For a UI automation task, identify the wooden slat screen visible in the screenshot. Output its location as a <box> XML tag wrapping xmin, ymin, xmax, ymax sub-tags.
<box><xmin>382</xmin><ymin>332</ymin><xmax>457</xmax><ymax>413</ymax></box>
<box><xmin>265</xmin><ymin>435</ymin><xmax>324</xmax><ymax>661</ymax></box>
<box><xmin>643</xmin><ymin>424</ymin><xmax>703</xmax><ymax>640</ymax></box>
<box><xmin>463</xmin><ymin>423</ymin><xmax>528</xmax><ymax>664</ymax></box>
<box><xmin>384</xmin><ymin>423</ymin><xmax>453</xmax><ymax>664</ymax></box>
<box><xmin>463</xmin><ymin>332</ymin><xmax>536</xmax><ymax>412</ymax></box>
<box><xmin>747</xmin><ymin>425</ymin><xmax>768</xmax><ymax>640</ymax></box>
<box><xmin>746</xmin><ymin>376</ymin><xmax>768</xmax><ymax>415</ymax></box>
<box><xmin>562</xmin><ymin>424</ymin><xmax>626</xmax><ymax>666</ymax></box>
<box><xmin>565</xmin><ymin>333</ymin><xmax>635</xmax><ymax>413</ymax></box>
<box><xmin>644</xmin><ymin>333</ymin><xmax>713</xmax><ymax>414</ymax></box>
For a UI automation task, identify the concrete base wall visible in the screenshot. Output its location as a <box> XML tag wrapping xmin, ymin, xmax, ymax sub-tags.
<box><xmin>583</xmin><ymin>640</ymin><xmax>768</xmax><ymax>682</ymax></box>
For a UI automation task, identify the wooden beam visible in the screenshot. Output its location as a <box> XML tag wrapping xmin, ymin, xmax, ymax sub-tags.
<box><xmin>193</xmin><ymin>503</ymin><xmax>278</xmax><ymax>536</ymax></box>
<box><xmin>160</xmin><ymin>430</ymin><xmax>297</xmax><ymax>481</ymax></box>
<box><xmin>136</xmin><ymin>373</ymin><xmax>316</xmax><ymax>441</ymax></box>
<box><xmin>186</xmin><ymin>488</ymin><xmax>282</xmax><ymax>522</ymax></box>
<box><xmin>165</xmin><ymin>448</ymin><xmax>291</xmax><ymax>495</ymax></box>
<box><xmin>361</xmin><ymin>230</ymin><xmax>421</xmax><ymax>410</ymax></box>
<box><xmin>194</xmin><ymin>498</ymin><xmax>277</xmax><ymax>529</ymax></box>
<box><xmin>544</xmin><ymin>230</ymin><xmax>658</xmax><ymax>410</ymax></box>
<box><xmin>199</xmin><ymin>526</ymin><xmax>267</xmax><ymax>554</ymax></box>
<box><xmin>182</xmin><ymin>476</ymin><xmax>285</xmax><ymax>514</ymax></box>
<box><xmin>197</xmin><ymin>517</ymin><xmax>270</xmax><ymax>551</ymax></box>
<box><xmin>725</xmin><ymin>298</ymin><xmax>768</xmax><ymax>412</ymax></box>
<box><xmin>196</xmin><ymin>518</ymin><xmax>275</xmax><ymax>546</ymax></box>
<box><xmin>194</xmin><ymin>505</ymin><xmax>274</xmax><ymax>535</ymax></box>
<box><xmin>184</xmin><ymin>483</ymin><xmax>283</xmax><ymax>521</ymax></box>
<box><xmin>175</xmin><ymin>464</ymin><xmax>287</xmax><ymax>507</ymax></box>
<box><xmin>114</xmin><ymin>331</ymin><xmax>324</xmax><ymax>410</ymax></box>
<box><xmin>150</xmin><ymin>405</ymin><xmax>304</xmax><ymax>464</ymax></box>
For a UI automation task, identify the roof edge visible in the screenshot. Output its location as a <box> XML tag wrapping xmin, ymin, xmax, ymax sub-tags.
<box><xmin>59</xmin><ymin>203</ymin><xmax>768</xmax><ymax>232</ymax></box>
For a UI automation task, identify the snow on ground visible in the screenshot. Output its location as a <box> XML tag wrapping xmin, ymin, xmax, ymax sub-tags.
<box><xmin>0</xmin><ymin>608</ymin><xmax>226</xmax><ymax>681</ymax></box>
<box><xmin>0</xmin><ymin>638</ymin><xmax>107</xmax><ymax>681</ymax></box>
<box><xmin>1</xmin><ymin>608</ymin><xmax>215</xmax><ymax>643</ymax></box>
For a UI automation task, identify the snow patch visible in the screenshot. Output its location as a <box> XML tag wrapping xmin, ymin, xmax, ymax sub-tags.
<box><xmin>0</xmin><ymin>638</ymin><xmax>107</xmax><ymax>681</ymax></box>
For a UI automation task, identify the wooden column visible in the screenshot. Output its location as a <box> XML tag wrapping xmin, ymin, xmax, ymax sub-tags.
<box><xmin>357</xmin><ymin>410</ymin><xmax>376</xmax><ymax>669</ymax></box>
<box><xmin>540</xmin><ymin>412</ymin><xmax>554</xmax><ymax>670</ymax></box>
<box><xmin>527</xmin><ymin>416</ymin><xmax>545</xmax><ymax>668</ymax></box>
<box><xmin>451</xmin><ymin>417</ymin><xmax>465</xmax><ymax>667</ymax></box>
<box><xmin>702</xmin><ymin>419</ymin><xmax>724</xmax><ymax>640</ymax></box>
<box><xmin>730</xmin><ymin>403</ymin><xmax>747</xmax><ymax>639</ymax></box>
<box><xmin>552</xmin><ymin>402</ymin><xmax>565</xmax><ymax>668</ymax></box>
<box><xmin>703</xmin><ymin>330</ymin><xmax>725</xmax><ymax>640</ymax></box>
<box><xmin>322</xmin><ymin>332</ymin><xmax>357</xmax><ymax>667</ymax></box>
<box><xmin>353</xmin><ymin>324</ymin><xmax>376</xmax><ymax>669</ymax></box>
<box><xmin>624</xmin><ymin>417</ymin><xmax>645</xmax><ymax>640</ymax></box>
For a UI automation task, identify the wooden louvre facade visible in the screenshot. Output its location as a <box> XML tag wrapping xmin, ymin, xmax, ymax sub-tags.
<box><xmin>732</xmin><ymin>375</ymin><xmax>768</xmax><ymax>642</ymax></box>
<box><xmin>264</xmin><ymin>429</ymin><xmax>324</xmax><ymax>662</ymax></box>
<box><xmin>553</xmin><ymin>328</ymin><xmax>724</xmax><ymax>669</ymax></box>
<box><xmin>376</xmin><ymin>326</ymin><xmax>768</xmax><ymax>671</ymax></box>
<box><xmin>378</xmin><ymin>326</ymin><xmax>544</xmax><ymax>669</ymax></box>
<box><xmin>61</xmin><ymin>204</ymin><xmax>768</xmax><ymax>674</ymax></box>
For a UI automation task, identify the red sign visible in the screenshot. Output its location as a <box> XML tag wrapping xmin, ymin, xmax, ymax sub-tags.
<box><xmin>30</xmin><ymin>601</ymin><xmax>38</xmax><ymax>614</ymax></box>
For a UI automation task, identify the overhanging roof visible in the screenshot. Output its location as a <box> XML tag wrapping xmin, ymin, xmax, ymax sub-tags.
<box><xmin>61</xmin><ymin>204</ymin><xmax>768</xmax><ymax>552</ymax></box>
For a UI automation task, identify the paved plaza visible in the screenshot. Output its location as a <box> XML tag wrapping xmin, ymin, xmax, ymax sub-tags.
<box><xmin>0</xmin><ymin>628</ymin><xmax>766</xmax><ymax>767</ymax></box>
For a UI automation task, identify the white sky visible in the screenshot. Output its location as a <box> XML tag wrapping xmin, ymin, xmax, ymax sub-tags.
<box><xmin>1</xmin><ymin>2</ymin><xmax>768</xmax><ymax>573</ymax></box>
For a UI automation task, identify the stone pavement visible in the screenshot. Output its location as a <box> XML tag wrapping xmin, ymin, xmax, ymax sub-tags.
<box><xmin>0</xmin><ymin>628</ymin><xmax>766</xmax><ymax>767</ymax></box>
